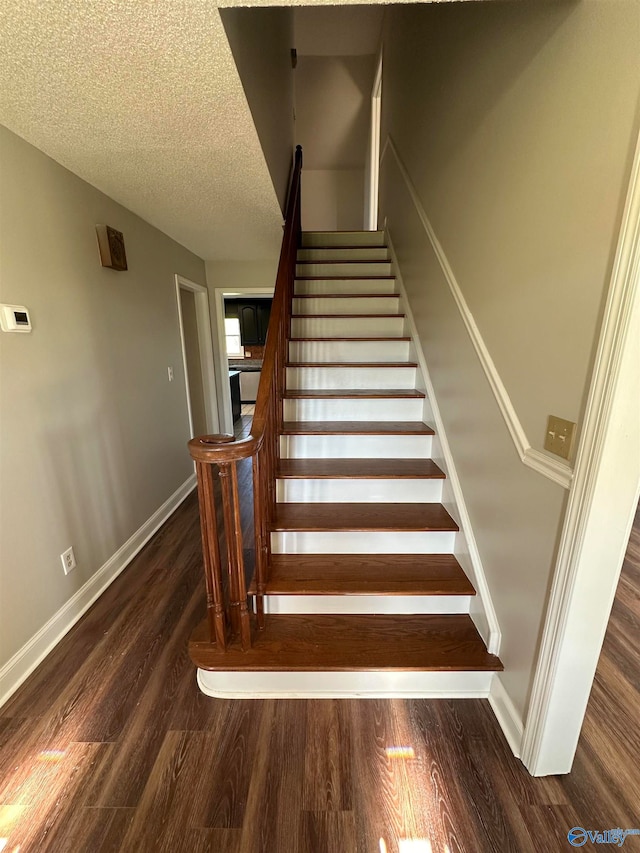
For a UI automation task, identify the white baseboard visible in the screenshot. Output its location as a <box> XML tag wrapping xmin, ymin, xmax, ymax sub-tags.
<box><xmin>489</xmin><ymin>673</ymin><xmax>524</xmax><ymax>758</ymax></box>
<box><xmin>197</xmin><ymin>668</ymin><xmax>495</xmax><ymax>699</ymax></box>
<box><xmin>0</xmin><ymin>474</ymin><xmax>196</xmax><ymax>709</ymax></box>
<box><xmin>381</xmin><ymin>135</ymin><xmax>572</xmax><ymax>490</ymax></box>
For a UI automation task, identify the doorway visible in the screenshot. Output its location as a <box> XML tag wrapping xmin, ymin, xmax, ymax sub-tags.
<box><xmin>175</xmin><ymin>275</ymin><xmax>219</xmax><ymax>439</ymax></box>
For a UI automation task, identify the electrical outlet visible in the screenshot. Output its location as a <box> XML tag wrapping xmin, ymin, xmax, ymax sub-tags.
<box><xmin>544</xmin><ymin>415</ymin><xmax>576</xmax><ymax>460</ymax></box>
<box><xmin>167</xmin><ymin>366</ymin><xmax>174</xmax><ymax>382</ymax></box>
<box><xmin>61</xmin><ymin>546</ymin><xmax>76</xmax><ymax>575</ymax></box>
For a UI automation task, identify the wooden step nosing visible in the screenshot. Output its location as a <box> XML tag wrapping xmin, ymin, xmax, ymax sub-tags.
<box><xmin>296</xmin><ymin>260</ymin><xmax>391</xmax><ymax>265</ymax></box>
<box><xmin>276</xmin><ymin>462</ymin><xmax>445</xmax><ymax>479</ymax></box>
<box><xmin>289</xmin><ymin>337</ymin><xmax>411</xmax><ymax>342</ymax></box>
<box><xmin>285</xmin><ymin>362</ymin><xmax>418</xmax><ymax>368</ymax></box>
<box><xmin>291</xmin><ymin>314</ymin><xmax>405</xmax><ymax>319</ymax></box>
<box><xmin>283</xmin><ymin>389</ymin><xmax>425</xmax><ymax>399</ymax></box>
<box><xmin>294</xmin><ymin>293</ymin><xmax>399</xmax><ymax>299</ymax></box>
<box><xmin>281</xmin><ymin>421</ymin><xmax>435</xmax><ymax>435</ymax></box>
<box><xmin>295</xmin><ymin>276</ymin><xmax>396</xmax><ymax>281</ymax></box>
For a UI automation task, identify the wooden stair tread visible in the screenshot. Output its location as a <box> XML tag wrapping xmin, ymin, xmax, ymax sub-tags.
<box><xmin>292</xmin><ymin>313</ymin><xmax>404</xmax><ymax>318</ymax></box>
<box><xmin>289</xmin><ymin>337</ymin><xmax>411</xmax><ymax>341</ymax></box>
<box><xmin>286</xmin><ymin>362</ymin><xmax>418</xmax><ymax>368</ymax></box>
<box><xmin>277</xmin><ymin>459</ymin><xmax>445</xmax><ymax>479</ymax></box>
<box><xmin>281</xmin><ymin>421</ymin><xmax>435</xmax><ymax>435</ymax></box>
<box><xmin>295</xmin><ymin>276</ymin><xmax>395</xmax><ymax>281</ymax></box>
<box><xmin>249</xmin><ymin>554</ymin><xmax>474</xmax><ymax>596</ymax></box>
<box><xmin>294</xmin><ymin>293</ymin><xmax>398</xmax><ymax>299</ymax></box>
<box><xmin>298</xmin><ymin>245</ymin><xmax>388</xmax><ymax>251</ymax></box>
<box><xmin>297</xmin><ymin>260</ymin><xmax>390</xmax><ymax>265</ymax></box>
<box><xmin>272</xmin><ymin>502</ymin><xmax>458</xmax><ymax>532</ymax></box>
<box><xmin>189</xmin><ymin>614</ymin><xmax>501</xmax><ymax>672</ymax></box>
<box><xmin>284</xmin><ymin>388</ymin><xmax>425</xmax><ymax>399</ymax></box>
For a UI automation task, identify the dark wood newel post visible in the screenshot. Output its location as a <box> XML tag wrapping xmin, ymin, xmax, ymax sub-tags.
<box><xmin>188</xmin><ymin>145</ymin><xmax>302</xmax><ymax>655</ymax></box>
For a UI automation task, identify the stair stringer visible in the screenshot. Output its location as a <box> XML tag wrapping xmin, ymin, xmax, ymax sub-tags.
<box><xmin>386</xmin><ymin>229</ymin><xmax>502</xmax><ymax>656</ymax></box>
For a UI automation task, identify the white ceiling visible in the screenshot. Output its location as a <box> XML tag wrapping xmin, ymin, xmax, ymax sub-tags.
<box><xmin>0</xmin><ymin>0</ymin><xmax>436</xmax><ymax>261</ymax></box>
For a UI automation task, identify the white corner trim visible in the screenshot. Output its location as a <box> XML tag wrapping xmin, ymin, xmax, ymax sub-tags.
<box><xmin>520</xmin><ymin>127</ymin><xmax>640</xmax><ymax>775</ymax></box>
<box><xmin>387</xmin><ymin>231</ymin><xmax>501</xmax><ymax>656</ymax></box>
<box><xmin>381</xmin><ymin>135</ymin><xmax>572</xmax><ymax>490</ymax></box>
<box><xmin>489</xmin><ymin>674</ymin><xmax>524</xmax><ymax>758</ymax></box>
<box><xmin>0</xmin><ymin>474</ymin><xmax>197</xmax><ymax>709</ymax></box>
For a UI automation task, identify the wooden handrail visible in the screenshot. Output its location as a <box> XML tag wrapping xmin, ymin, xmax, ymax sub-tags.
<box><xmin>188</xmin><ymin>145</ymin><xmax>303</xmax><ymax>650</ymax></box>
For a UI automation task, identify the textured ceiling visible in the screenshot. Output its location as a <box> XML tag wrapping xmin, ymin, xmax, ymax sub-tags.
<box><xmin>0</xmin><ymin>0</ymin><xmax>437</xmax><ymax>261</ymax></box>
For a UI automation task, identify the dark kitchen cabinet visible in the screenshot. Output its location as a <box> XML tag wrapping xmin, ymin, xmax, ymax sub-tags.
<box><xmin>235</xmin><ymin>300</ymin><xmax>272</xmax><ymax>346</ymax></box>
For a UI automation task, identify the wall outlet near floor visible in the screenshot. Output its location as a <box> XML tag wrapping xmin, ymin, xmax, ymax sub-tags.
<box><xmin>544</xmin><ymin>415</ymin><xmax>576</xmax><ymax>460</ymax></box>
<box><xmin>167</xmin><ymin>366</ymin><xmax>174</xmax><ymax>382</ymax></box>
<box><xmin>61</xmin><ymin>546</ymin><xmax>76</xmax><ymax>575</ymax></box>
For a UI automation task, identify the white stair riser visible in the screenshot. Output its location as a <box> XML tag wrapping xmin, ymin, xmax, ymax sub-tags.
<box><xmin>281</xmin><ymin>434</ymin><xmax>433</xmax><ymax>459</ymax></box>
<box><xmin>297</xmin><ymin>247</ymin><xmax>389</xmax><ymax>262</ymax></box>
<box><xmin>286</xmin><ymin>366</ymin><xmax>417</xmax><ymax>390</ymax></box>
<box><xmin>291</xmin><ymin>316</ymin><xmax>406</xmax><ymax>338</ymax></box>
<box><xmin>293</xmin><ymin>296</ymin><xmax>401</xmax><ymax>316</ymax></box>
<box><xmin>283</xmin><ymin>397</ymin><xmax>424</xmax><ymax>422</ymax></box>
<box><xmin>301</xmin><ymin>231</ymin><xmax>385</xmax><ymax>248</ymax></box>
<box><xmin>198</xmin><ymin>669</ymin><xmax>495</xmax><ymax>699</ymax></box>
<box><xmin>276</xmin><ymin>479</ymin><xmax>443</xmax><ymax>503</ymax></box>
<box><xmin>271</xmin><ymin>530</ymin><xmax>456</xmax><ymax>554</ymax></box>
<box><xmin>289</xmin><ymin>340</ymin><xmax>411</xmax><ymax>363</ymax></box>
<box><xmin>296</xmin><ymin>262</ymin><xmax>392</xmax><ymax>277</ymax></box>
<box><xmin>264</xmin><ymin>595</ymin><xmax>471</xmax><ymax>615</ymax></box>
<box><xmin>295</xmin><ymin>278</ymin><xmax>397</xmax><ymax>295</ymax></box>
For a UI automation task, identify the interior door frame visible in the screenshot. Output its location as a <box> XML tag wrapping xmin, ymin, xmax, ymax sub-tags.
<box><xmin>521</xmin><ymin>128</ymin><xmax>640</xmax><ymax>776</ymax></box>
<box><xmin>213</xmin><ymin>286</ymin><xmax>275</xmax><ymax>435</ymax></box>
<box><xmin>175</xmin><ymin>274</ymin><xmax>219</xmax><ymax>438</ymax></box>
<box><xmin>365</xmin><ymin>49</ymin><xmax>383</xmax><ymax>231</ymax></box>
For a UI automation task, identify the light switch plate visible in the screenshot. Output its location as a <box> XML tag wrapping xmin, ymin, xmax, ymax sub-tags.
<box><xmin>544</xmin><ymin>415</ymin><xmax>576</xmax><ymax>460</ymax></box>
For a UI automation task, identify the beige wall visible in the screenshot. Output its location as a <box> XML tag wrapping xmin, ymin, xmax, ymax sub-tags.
<box><xmin>0</xmin><ymin>127</ymin><xmax>206</xmax><ymax>667</ymax></box>
<box><xmin>296</xmin><ymin>55</ymin><xmax>375</xmax><ymax>231</ymax></box>
<box><xmin>221</xmin><ymin>7</ymin><xmax>295</xmax><ymax>215</ymax></box>
<box><xmin>380</xmin><ymin>1</ymin><xmax>640</xmax><ymax>716</ymax></box>
<box><xmin>302</xmin><ymin>169</ymin><xmax>365</xmax><ymax>231</ymax></box>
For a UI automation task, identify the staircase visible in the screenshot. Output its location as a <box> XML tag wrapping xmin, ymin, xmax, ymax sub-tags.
<box><xmin>191</xmin><ymin>229</ymin><xmax>502</xmax><ymax>698</ymax></box>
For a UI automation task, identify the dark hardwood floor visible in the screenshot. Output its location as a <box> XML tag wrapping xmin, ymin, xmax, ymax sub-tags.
<box><xmin>0</xmin><ymin>469</ymin><xmax>638</xmax><ymax>851</ymax></box>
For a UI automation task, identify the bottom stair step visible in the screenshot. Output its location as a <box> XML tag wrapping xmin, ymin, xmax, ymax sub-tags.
<box><xmin>189</xmin><ymin>614</ymin><xmax>501</xmax><ymax>672</ymax></box>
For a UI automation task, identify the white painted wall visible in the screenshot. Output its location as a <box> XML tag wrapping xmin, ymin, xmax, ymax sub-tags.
<box><xmin>0</xmin><ymin>127</ymin><xmax>206</xmax><ymax>671</ymax></box>
<box><xmin>379</xmin><ymin>0</ymin><xmax>640</xmax><ymax>719</ymax></box>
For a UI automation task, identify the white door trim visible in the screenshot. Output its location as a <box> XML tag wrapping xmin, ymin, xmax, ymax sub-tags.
<box><xmin>175</xmin><ymin>274</ymin><xmax>219</xmax><ymax>438</ymax></box>
<box><xmin>365</xmin><ymin>50</ymin><xmax>383</xmax><ymax>231</ymax></box>
<box><xmin>521</xmin><ymin>129</ymin><xmax>640</xmax><ymax>776</ymax></box>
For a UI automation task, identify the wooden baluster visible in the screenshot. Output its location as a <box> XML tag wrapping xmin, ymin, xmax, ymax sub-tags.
<box><xmin>218</xmin><ymin>460</ymin><xmax>252</xmax><ymax>650</ymax></box>
<box><xmin>195</xmin><ymin>461</ymin><xmax>227</xmax><ymax>650</ymax></box>
<box><xmin>252</xmin><ymin>451</ymin><xmax>267</xmax><ymax>629</ymax></box>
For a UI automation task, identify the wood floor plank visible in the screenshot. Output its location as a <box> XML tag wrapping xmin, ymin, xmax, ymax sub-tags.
<box><xmin>0</xmin><ymin>486</ymin><xmax>636</xmax><ymax>853</ymax></box>
<box><xmin>303</xmin><ymin>700</ymin><xmax>353</xmax><ymax>811</ymax></box>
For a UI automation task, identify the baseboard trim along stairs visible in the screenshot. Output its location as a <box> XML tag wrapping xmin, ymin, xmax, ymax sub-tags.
<box><xmin>192</xmin><ymin>229</ymin><xmax>502</xmax><ymax>699</ymax></box>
